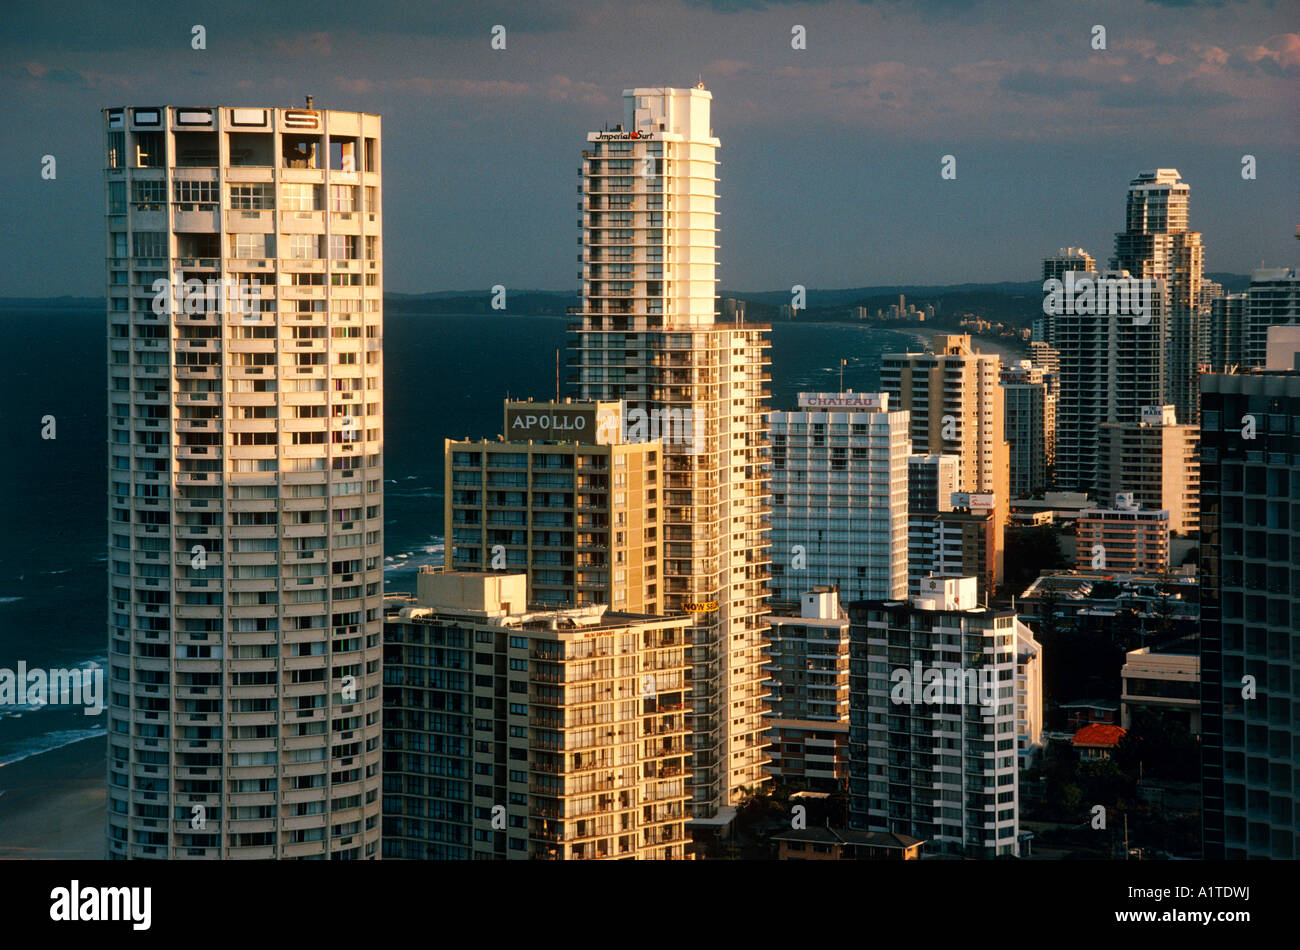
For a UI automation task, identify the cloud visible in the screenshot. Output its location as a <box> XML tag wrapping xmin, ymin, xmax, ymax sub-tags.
<box><xmin>999</xmin><ymin>68</ymin><xmax>1103</xmax><ymax>97</ymax></box>
<box><xmin>7</xmin><ymin>62</ymin><xmax>91</xmax><ymax>87</ymax></box>
<box><xmin>1232</xmin><ymin>32</ymin><xmax>1300</xmax><ymax>75</ymax></box>
<box><xmin>332</xmin><ymin>74</ymin><xmax>610</xmax><ymax>106</ymax></box>
<box><xmin>275</xmin><ymin>32</ymin><xmax>334</xmax><ymax>58</ymax></box>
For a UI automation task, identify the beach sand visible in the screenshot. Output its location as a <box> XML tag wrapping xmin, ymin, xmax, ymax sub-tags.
<box><xmin>0</xmin><ymin>734</ymin><xmax>105</xmax><ymax>859</ymax></box>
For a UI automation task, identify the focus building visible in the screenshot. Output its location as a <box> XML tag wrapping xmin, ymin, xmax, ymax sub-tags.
<box><xmin>568</xmin><ymin>86</ymin><xmax>772</xmax><ymax>821</ymax></box>
<box><xmin>104</xmin><ymin>104</ymin><xmax>384</xmax><ymax>859</ymax></box>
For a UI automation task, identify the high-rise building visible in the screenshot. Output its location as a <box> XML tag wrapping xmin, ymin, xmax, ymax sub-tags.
<box><xmin>1037</xmin><ymin>249</ymin><xmax>1097</xmax><ymax>342</ymax></box>
<box><xmin>567</xmin><ymin>86</ymin><xmax>771</xmax><ymax>821</ymax></box>
<box><xmin>1096</xmin><ymin>405</ymin><xmax>1200</xmax><ymax>536</ymax></box>
<box><xmin>906</xmin><ymin>454</ymin><xmax>959</xmax><ymax>593</ymax></box>
<box><xmin>104</xmin><ymin>105</ymin><xmax>384</xmax><ymax>859</ymax></box>
<box><xmin>881</xmin><ymin>334</ymin><xmax>1009</xmax><ymax>526</ymax></box>
<box><xmin>765</xmin><ymin>588</ymin><xmax>850</xmax><ymax>790</ymax></box>
<box><xmin>1016</xmin><ymin>627</ymin><xmax>1045</xmax><ymax>768</ymax></box>
<box><xmin>909</xmin><ymin>495</ymin><xmax>1002</xmax><ymax>601</ymax></box>
<box><xmin>1000</xmin><ymin>360</ymin><xmax>1055</xmax><ymax>498</ymax></box>
<box><xmin>907</xmin><ymin>454</ymin><xmax>961</xmax><ymax>514</ymax></box>
<box><xmin>1110</xmin><ymin>169</ymin><xmax>1205</xmax><ymax>425</ymax></box>
<box><xmin>445</xmin><ymin>399</ymin><xmax>661</xmax><ymax>613</ymax></box>
<box><xmin>1027</xmin><ymin>340</ymin><xmax>1060</xmax><ymax>377</ymax></box>
<box><xmin>382</xmin><ymin>570</ymin><xmax>692</xmax><ymax>859</ymax></box>
<box><xmin>847</xmin><ymin>575</ymin><xmax>1026</xmax><ymax>858</ymax></box>
<box><xmin>1208</xmin><ymin>293</ymin><xmax>1247</xmax><ymax>373</ymax></box>
<box><xmin>1242</xmin><ymin>266</ymin><xmax>1300</xmax><ymax>368</ymax></box>
<box><xmin>1199</xmin><ymin>369</ymin><xmax>1300</xmax><ymax>860</ymax></box>
<box><xmin>1044</xmin><ymin>266</ymin><xmax>1166</xmax><ymax>494</ymax></box>
<box><xmin>1075</xmin><ymin>495</ymin><xmax>1171</xmax><ymax>574</ymax></box>
<box><xmin>769</xmin><ymin>392</ymin><xmax>910</xmax><ymax>604</ymax></box>
<box><xmin>1042</xmin><ymin>247</ymin><xmax>1096</xmax><ymax>284</ymax></box>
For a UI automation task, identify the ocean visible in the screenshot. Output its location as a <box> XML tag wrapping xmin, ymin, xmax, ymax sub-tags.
<box><xmin>0</xmin><ymin>303</ymin><xmax>923</xmax><ymax>766</ymax></box>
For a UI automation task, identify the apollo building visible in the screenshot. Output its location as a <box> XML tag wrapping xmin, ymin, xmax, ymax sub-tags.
<box><xmin>103</xmin><ymin>104</ymin><xmax>384</xmax><ymax>858</ymax></box>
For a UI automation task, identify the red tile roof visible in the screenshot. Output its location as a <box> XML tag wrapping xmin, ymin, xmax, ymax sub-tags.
<box><xmin>1072</xmin><ymin>724</ymin><xmax>1127</xmax><ymax>748</ymax></box>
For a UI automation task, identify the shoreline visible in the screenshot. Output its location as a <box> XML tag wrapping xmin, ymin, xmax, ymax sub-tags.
<box><xmin>0</xmin><ymin>733</ymin><xmax>105</xmax><ymax>859</ymax></box>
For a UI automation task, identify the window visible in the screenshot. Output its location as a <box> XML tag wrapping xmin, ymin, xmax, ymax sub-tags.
<box><xmin>330</xmin><ymin>235</ymin><xmax>358</xmax><ymax>260</ymax></box>
<box><xmin>288</xmin><ymin>234</ymin><xmax>321</xmax><ymax>260</ymax></box>
<box><xmin>229</xmin><ymin>183</ymin><xmax>274</xmax><ymax>210</ymax></box>
<box><xmin>282</xmin><ymin>183</ymin><xmax>320</xmax><ymax>211</ymax></box>
<box><xmin>132</xmin><ymin>232</ymin><xmax>168</xmax><ymax>259</ymax></box>
<box><xmin>108</xmin><ymin>181</ymin><xmax>126</xmax><ymax>214</ymax></box>
<box><xmin>134</xmin><ymin>132</ymin><xmax>164</xmax><ymax>168</ymax></box>
<box><xmin>174</xmin><ymin>180</ymin><xmax>217</xmax><ymax>206</ymax></box>
<box><xmin>329</xmin><ymin>185</ymin><xmax>356</xmax><ymax>212</ymax></box>
<box><xmin>230</xmin><ymin>233</ymin><xmax>272</xmax><ymax>259</ymax></box>
<box><xmin>131</xmin><ymin>180</ymin><xmax>166</xmax><ymax>209</ymax></box>
<box><xmin>107</xmin><ymin>131</ymin><xmax>125</xmax><ymax>169</ymax></box>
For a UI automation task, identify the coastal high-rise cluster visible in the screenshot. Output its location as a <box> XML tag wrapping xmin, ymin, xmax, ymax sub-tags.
<box><xmin>98</xmin><ymin>91</ymin><xmax>1296</xmax><ymax>864</ymax></box>
<box><xmin>104</xmin><ymin>105</ymin><xmax>385</xmax><ymax>858</ymax></box>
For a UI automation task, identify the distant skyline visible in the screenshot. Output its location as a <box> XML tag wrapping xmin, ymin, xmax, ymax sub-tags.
<box><xmin>2</xmin><ymin>0</ymin><xmax>1295</xmax><ymax>296</ymax></box>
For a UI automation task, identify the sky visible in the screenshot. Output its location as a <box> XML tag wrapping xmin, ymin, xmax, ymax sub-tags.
<box><xmin>1</xmin><ymin>0</ymin><xmax>1295</xmax><ymax>296</ymax></box>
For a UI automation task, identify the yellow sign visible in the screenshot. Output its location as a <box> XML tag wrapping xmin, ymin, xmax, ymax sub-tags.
<box><xmin>683</xmin><ymin>601</ymin><xmax>718</xmax><ymax>613</ymax></box>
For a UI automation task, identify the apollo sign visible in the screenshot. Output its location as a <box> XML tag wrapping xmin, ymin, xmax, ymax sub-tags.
<box><xmin>506</xmin><ymin>407</ymin><xmax>599</xmax><ymax>442</ymax></box>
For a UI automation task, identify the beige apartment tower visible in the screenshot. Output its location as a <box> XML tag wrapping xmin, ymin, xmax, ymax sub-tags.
<box><xmin>1096</xmin><ymin>405</ymin><xmax>1199</xmax><ymax>535</ymax></box>
<box><xmin>881</xmin><ymin>334</ymin><xmax>1009</xmax><ymax>578</ymax></box>
<box><xmin>104</xmin><ymin>105</ymin><xmax>383</xmax><ymax>858</ymax></box>
<box><xmin>446</xmin><ymin>399</ymin><xmax>662</xmax><ymax>613</ymax></box>
<box><xmin>568</xmin><ymin>86</ymin><xmax>771</xmax><ymax>821</ymax></box>
<box><xmin>383</xmin><ymin>571</ymin><xmax>691</xmax><ymax>859</ymax></box>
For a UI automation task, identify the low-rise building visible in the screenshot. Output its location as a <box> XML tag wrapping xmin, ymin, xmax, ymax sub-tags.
<box><xmin>1076</xmin><ymin>495</ymin><xmax>1171</xmax><ymax>573</ymax></box>
<box><xmin>772</xmin><ymin>827</ymin><xmax>924</xmax><ymax>860</ymax></box>
<box><xmin>1071</xmin><ymin>723</ymin><xmax>1127</xmax><ymax>760</ymax></box>
<box><xmin>1122</xmin><ymin>647</ymin><xmax>1200</xmax><ymax>735</ymax></box>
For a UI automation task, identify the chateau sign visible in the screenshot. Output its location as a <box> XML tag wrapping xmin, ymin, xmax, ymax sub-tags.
<box><xmin>797</xmin><ymin>393</ymin><xmax>886</xmax><ymax>410</ymax></box>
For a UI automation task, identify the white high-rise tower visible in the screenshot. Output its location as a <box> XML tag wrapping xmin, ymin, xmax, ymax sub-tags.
<box><xmin>1111</xmin><ymin>169</ymin><xmax>1205</xmax><ymax>425</ymax></box>
<box><xmin>104</xmin><ymin>105</ymin><xmax>384</xmax><ymax>858</ymax></box>
<box><xmin>568</xmin><ymin>87</ymin><xmax>772</xmax><ymax>821</ymax></box>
